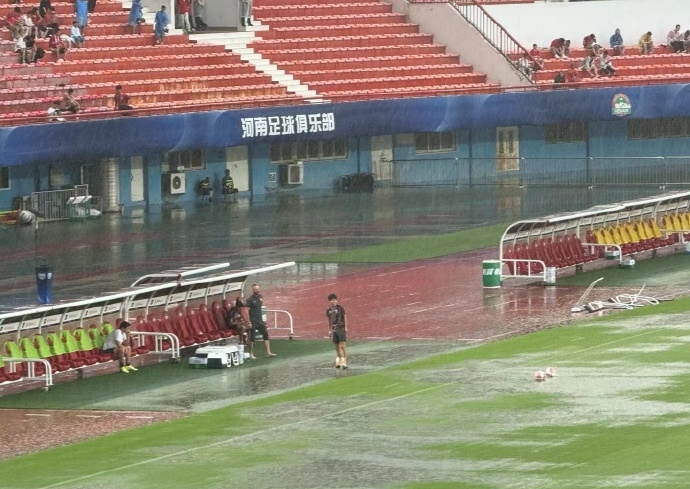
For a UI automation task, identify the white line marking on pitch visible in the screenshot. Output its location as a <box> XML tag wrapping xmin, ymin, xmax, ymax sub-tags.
<box><xmin>38</xmin><ymin>384</ymin><xmax>449</xmax><ymax>489</ymax></box>
<box><xmin>25</xmin><ymin>413</ymin><xmax>51</xmax><ymax>417</ymax></box>
<box><xmin>76</xmin><ymin>415</ymin><xmax>102</xmax><ymax>418</ymax></box>
<box><xmin>37</xmin><ymin>327</ymin><xmax>662</xmax><ymax>489</ymax></box>
<box><xmin>125</xmin><ymin>416</ymin><xmax>154</xmax><ymax>419</ymax></box>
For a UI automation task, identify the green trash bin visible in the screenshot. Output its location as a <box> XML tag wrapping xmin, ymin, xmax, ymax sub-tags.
<box><xmin>482</xmin><ymin>260</ymin><xmax>502</xmax><ymax>289</ymax></box>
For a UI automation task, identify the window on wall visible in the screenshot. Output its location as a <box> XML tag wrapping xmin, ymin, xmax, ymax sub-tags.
<box><xmin>628</xmin><ymin>118</ymin><xmax>690</xmax><ymax>140</ymax></box>
<box><xmin>0</xmin><ymin>167</ymin><xmax>8</xmax><ymax>189</ymax></box>
<box><xmin>270</xmin><ymin>138</ymin><xmax>348</xmax><ymax>163</ymax></box>
<box><xmin>544</xmin><ymin>122</ymin><xmax>588</xmax><ymax>144</ymax></box>
<box><xmin>414</xmin><ymin>132</ymin><xmax>455</xmax><ymax>153</ymax></box>
<box><xmin>165</xmin><ymin>149</ymin><xmax>206</xmax><ymax>170</ymax></box>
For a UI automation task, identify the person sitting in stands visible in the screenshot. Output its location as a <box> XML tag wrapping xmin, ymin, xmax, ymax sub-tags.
<box><xmin>39</xmin><ymin>6</ymin><xmax>56</xmax><ymax>37</ymax></box>
<box><xmin>21</xmin><ymin>8</ymin><xmax>37</xmax><ymax>38</ymax></box>
<box><xmin>61</xmin><ymin>87</ymin><xmax>80</xmax><ymax>114</ymax></box>
<box><xmin>563</xmin><ymin>39</ymin><xmax>572</xmax><ymax>58</ymax></box>
<box><xmin>221</xmin><ymin>169</ymin><xmax>239</xmax><ymax>202</ymax></box>
<box><xmin>580</xmin><ymin>52</ymin><xmax>599</xmax><ymax>78</ymax></box>
<box><xmin>5</xmin><ymin>7</ymin><xmax>23</xmax><ymax>38</ymax></box>
<box><xmin>114</xmin><ymin>84</ymin><xmax>133</xmax><ymax>110</ymax></box>
<box><xmin>583</xmin><ymin>33</ymin><xmax>600</xmax><ymax>55</ymax></box>
<box><xmin>528</xmin><ymin>44</ymin><xmax>544</xmax><ymax>71</ymax></box>
<box><xmin>101</xmin><ymin>321</ymin><xmax>138</xmax><ymax>374</ymax></box>
<box><xmin>667</xmin><ymin>24</ymin><xmax>684</xmax><ymax>53</ymax></box>
<box><xmin>684</xmin><ymin>30</ymin><xmax>690</xmax><ymax>53</ymax></box>
<box><xmin>517</xmin><ymin>52</ymin><xmax>532</xmax><ymax>79</ymax></box>
<box><xmin>48</xmin><ymin>26</ymin><xmax>68</xmax><ymax>61</ymax></box>
<box><xmin>549</xmin><ymin>37</ymin><xmax>567</xmax><ymax>59</ymax></box>
<box><xmin>70</xmin><ymin>20</ymin><xmax>84</xmax><ymax>47</ymax></box>
<box><xmin>553</xmin><ymin>71</ymin><xmax>566</xmax><ymax>88</ymax></box>
<box><xmin>38</xmin><ymin>0</ymin><xmax>51</xmax><ymax>18</ymax></box>
<box><xmin>13</xmin><ymin>31</ymin><xmax>26</xmax><ymax>63</ymax></box>
<box><xmin>609</xmin><ymin>28</ymin><xmax>625</xmax><ymax>55</ymax></box>
<box><xmin>597</xmin><ymin>50</ymin><xmax>615</xmax><ymax>77</ymax></box>
<box><xmin>198</xmin><ymin>176</ymin><xmax>212</xmax><ymax>202</ymax></box>
<box><xmin>47</xmin><ymin>100</ymin><xmax>65</xmax><ymax>121</ymax></box>
<box><xmin>639</xmin><ymin>31</ymin><xmax>654</xmax><ymax>55</ymax></box>
<box><xmin>566</xmin><ymin>62</ymin><xmax>580</xmax><ymax>85</ymax></box>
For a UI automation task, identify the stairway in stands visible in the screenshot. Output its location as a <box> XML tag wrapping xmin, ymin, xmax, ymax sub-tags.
<box><xmin>248</xmin><ymin>0</ymin><xmax>500</xmax><ymax>101</ymax></box>
<box><xmin>0</xmin><ymin>0</ymin><xmax>299</xmax><ymax>121</ymax></box>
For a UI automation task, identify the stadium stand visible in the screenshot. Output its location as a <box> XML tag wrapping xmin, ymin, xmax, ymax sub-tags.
<box><xmin>248</xmin><ymin>0</ymin><xmax>499</xmax><ymax>99</ymax></box>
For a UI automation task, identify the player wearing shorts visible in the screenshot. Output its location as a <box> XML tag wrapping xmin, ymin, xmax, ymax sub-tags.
<box><xmin>327</xmin><ymin>293</ymin><xmax>347</xmax><ymax>369</ymax></box>
<box><xmin>245</xmin><ymin>283</ymin><xmax>277</xmax><ymax>359</ymax></box>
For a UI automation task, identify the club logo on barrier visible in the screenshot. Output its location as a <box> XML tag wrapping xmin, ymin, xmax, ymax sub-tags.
<box><xmin>612</xmin><ymin>94</ymin><xmax>632</xmax><ymax>117</ymax></box>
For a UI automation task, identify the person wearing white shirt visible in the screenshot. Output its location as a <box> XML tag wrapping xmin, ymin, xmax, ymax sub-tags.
<box><xmin>102</xmin><ymin>321</ymin><xmax>138</xmax><ymax>373</ymax></box>
<box><xmin>667</xmin><ymin>24</ymin><xmax>684</xmax><ymax>53</ymax></box>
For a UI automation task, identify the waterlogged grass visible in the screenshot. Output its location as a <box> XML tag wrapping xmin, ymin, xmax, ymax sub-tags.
<box><xmin>6</xmin><ymin>311</ymin><xmax>690</xmax><ymax>488</ymax></box>
<box><xmin>301</xmin><ymin>223</ymin><xmax>509</xmax><ymax>263</ymax></box>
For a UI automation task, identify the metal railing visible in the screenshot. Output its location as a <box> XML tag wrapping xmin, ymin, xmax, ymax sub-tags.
<box><xmin>24</xmin><ymin>186</ymin><xmax>103</xmax><ymax>222</ymax></box>
<box><xmin>450</xmin><ymin>0</ymin><xmax>534</xmax><ymax>83</ymax></box>
<box><xmin>386</xmin><ymin>157</ymin><xmax>690</xmax><ymax>188</ymax></box>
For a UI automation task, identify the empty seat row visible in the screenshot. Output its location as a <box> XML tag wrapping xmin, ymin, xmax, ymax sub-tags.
<box><xmin>503</xmin><ymin>234</ymin><xmax>596</xmax><ymax>275</ymax></box>
<box><xmin>251</xmin><ymin>33</ymin><xmax>433</xmax><ymax>51</ymax></box>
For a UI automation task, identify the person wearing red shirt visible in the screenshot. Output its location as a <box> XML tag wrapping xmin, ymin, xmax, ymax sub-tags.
<box><xmin>177</xmin><ymin>0</ymin><xmax>193</xmax><ymax>33</ymax></box>
<box><xmin>529</xmin><ymin>43</ymin><xmax>544</xmax><ymax>71</ymax></box>
<box><xmin>550</xmin><ymin>38</ymin><xmax>567</xmax><ymax>59</ymax></box>
<box><xmin>566</xmin><ymin>62</ymin><xmax>580</xmax><ymax>85</ymax></box>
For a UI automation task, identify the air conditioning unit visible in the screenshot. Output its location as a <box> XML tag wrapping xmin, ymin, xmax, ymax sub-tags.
<box><xmin>166</xmin><ymin>172</ymin><xmax>186</xmax><ymax>195</ymax></box>
<box><xmin>286</xmin><ymin>162</ymin><xmax>303</xmax><ymax>185</ymax></box>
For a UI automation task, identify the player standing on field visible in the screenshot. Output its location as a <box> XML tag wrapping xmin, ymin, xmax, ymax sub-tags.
<box><xmin>326</xmin><ymin>293</ymin><xmax>347</xmax><ymax>369</ymax></box>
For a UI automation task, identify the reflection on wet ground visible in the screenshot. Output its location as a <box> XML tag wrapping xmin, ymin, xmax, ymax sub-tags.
<box><xmin>0</xmin><ymin>186</ymin><xmax>666</xmax><ymax>305</ymax></box>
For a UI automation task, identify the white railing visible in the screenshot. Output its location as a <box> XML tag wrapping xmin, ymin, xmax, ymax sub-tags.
<box><xmin>264</xmin><ymin>309</ymin><xmax>295</xmax><ymax>339</ymax></box>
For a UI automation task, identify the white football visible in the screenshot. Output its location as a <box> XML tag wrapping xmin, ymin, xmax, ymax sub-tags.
<box><xmin>17</xmin><ymin>210</ymin><xmax>34</xmax><ymax>225</ymax></box>
<box><xmin>545</xmin><ymin>367</ymin><xmax>556</xmax><ymax>377</ymax></box>
<box><xmin>534</xmin><ymin>370</ymin><xmax>545</xmax><ymax>381</ymax></box>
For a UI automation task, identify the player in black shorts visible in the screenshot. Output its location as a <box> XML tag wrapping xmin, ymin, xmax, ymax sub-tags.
<box><xmin>326</xmin><ymin>293</ymin><xmax>347</xmax><ymax>369</ymax></box>
<box><xmin>245</xmin><ymin>283</ymin><xmax>277</xmax><ymax>359</ymax></box>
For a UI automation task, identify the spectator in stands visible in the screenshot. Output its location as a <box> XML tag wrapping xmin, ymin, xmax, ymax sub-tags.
<box><xmin>563</xmin><ymin>39</ymin><xmax>572</xmax><ymax>58</ymax></box>
<box><xmin>198</xmin><ymin>176</ymin><xmax>213</xmax><ymax>202</ymax></box>
<box><xmin>684</xmin><ymin>30</ymin><xmax>690</xmax><ymax>53</ymax></box>
<box><xmin>75</xmin><ymin>0</ymin><xmax>88</xmax><ymax>30</ymax></box>
<box><xmin>70</xmin><ymin>21</ymin><xmax>84</xmax><ymax>47</ymax></box>
<box><xmin>38</xmin><ymin>0</ymin><xmax>51</xmax><ymax>18</ymax></box>
<box><xmin>565</xmin><ymin>61</ymin><xmax>579</xmax><ymax>85</ymax></box>
<box><xmin>21</xmin><ymin>8</ymin><xmax>37</xmax><ymax>38</ymax></box>
<box><xmin>23</xmin><ymin>35</ymin><xmax>39</xmax><ymax>63</ymax></box>
<box><xmin>529</xmin><ymin>44</ymin><xmax>544</xmax><ymax>71</ymax></box>
<box><xmin>154</xmin><ymin>5</ymin><xmax>169</xmax><ymax>45</ymax></box>
<box><xmin>48</xmin><ymin>27</ymin><xmax>68</xmax><ymax>61</ymax></box>
<box><xmin>38</xmin><ymin>6</ymin><xmax>57</xmax><ymax>37</ymax></box>
<box><xmin>221</xmin><ymin>169</ymin><xmax>239</xmax><ymax>202</ymax></box>
<box><xmin>61</xmin><ymin>87</ymin><xmax>80</xmax><ymax>114</ymax></box>
<box><xmin>13</xmin><ymin>31</ymin><xmax>27</xmax><ymax>63</ymax></box>
<box><xmin>609</xmin><ymin>28</ymin><xmax>624</xmax><ymax>55</ymax></box>
<box><xmin>5</xmin><ymin>7</ymin><xmax>23</xmax><ymax>38</ymax></box>
<box><xmin>246</xmin><ymin>283</ymin><xmax>277</xmax><ymax>359</ymax></box>
<box><xmin>101</xmin><ymin>321</ymin><xmax>138</xmax><ymax>373</ymax></box>
<box><xmin>239</xmin><ymin>0</ymin><xmax>252</xmax><ymax>27</ymax></box>
<box><xmin>88</xmin><ymin>0</ymin><xmax>96</xmax><ymax>14</ymax></box>
<box><xmin>583</xmin><ymin>33</ymin><xmax>600</xmax><ymax>55</ymax></box>
<box><xmin>549</xmin><ymin>37</ymin><xmax>567</xmax><ymax>59</ymax></box>
<box><xmin>639</xmin><ymin>31</ymin><xmax>654</xmax><ymax>55</ymax></box>
<box><xmin>127</xmin><ymin>0</ymin><xmax>143</xmax><ymax>34</ymax></box>
<box><xmin>114</xmin><ymin>85</ymin><xmax>133</xmax><ymax>110</ymax></box>
<box><xmin>47</xmin><ymin>100</ymin><xmax>65</xmax><ymax>121</ymax></box>
<box><xmin>517</xmin><ymin>53</ymin><xmax>532</xmax><ymax>79</ymax></box>
<box><xmin>177</xmin><ymin>0</ymin><xmax>193</xmax><ymax>33</ymax></box>
<box><xmin>580</xmin><ymin>52</ymin><xmax>598</xmax><ymax>78</ymax></box>
<box><xmin>225</xmin><ymin>296</ymin><xmax>249</xmax><ymax>344</ymax></box>
<box><xmin>553</xmin><ymin>71</ymin><xmax>566</xmax><ymax>88</ymax></box>
<box><xmin>597</xmin><ymin>49</ymin><xmax>615</xmax><ymax>77</ymax></box>
<box><xmin>194</xmin><ymin>0</ymin><xmax>207</xmax><ymax>31</ymax></box>
<box><xmin>326</xmin><ymin>293</ymin><xmax>347</xmax><ymax>369</ymax></box>
<box><xmin>667</xmin><ymin>24</ymin><xmax>684</xmax><ymax>53</ymax></box>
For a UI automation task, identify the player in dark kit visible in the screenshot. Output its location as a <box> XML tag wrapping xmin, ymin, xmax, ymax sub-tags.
<box><xmin>326</xmin><ymin>293</ymin><xmax>347</xmax><ymax>369</ymax></box>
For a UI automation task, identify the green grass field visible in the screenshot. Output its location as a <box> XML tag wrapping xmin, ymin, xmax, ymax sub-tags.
<box><xmin>4</xmin><ymin>297</ymin><xmax>690</xmax><ymax>489</ymax></box>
